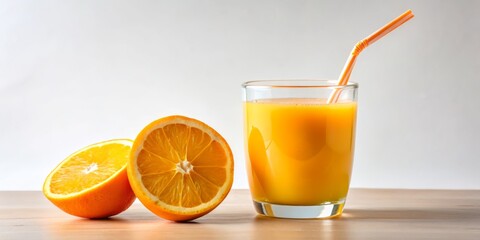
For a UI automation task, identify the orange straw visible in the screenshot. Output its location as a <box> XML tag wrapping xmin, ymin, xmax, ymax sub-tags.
<box><xmin>327</xmin><ymin>9</ymin><xmax>414</xmax><ymax>103</ymax></box>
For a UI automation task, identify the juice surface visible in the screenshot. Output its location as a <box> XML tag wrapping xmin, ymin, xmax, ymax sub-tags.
<box><xmin>244</xmin><ymin>98</ymin><xmax>357</xmax><ymax>205</ymax></box>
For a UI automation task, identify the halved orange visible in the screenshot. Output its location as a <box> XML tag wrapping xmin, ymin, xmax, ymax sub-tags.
<box><xmin>43</xmin><ymin>139</ymin><xmax>136</xmax><ymax>219</ymax></box>
<box><xmin>127</xmin><ymin>115</ymin><xmax>234</xmax><ymax>221</ymax></box>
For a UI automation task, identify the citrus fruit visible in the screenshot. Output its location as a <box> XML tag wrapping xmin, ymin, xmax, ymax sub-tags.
<box><xmin>43</xmin><ymin>139</ymin><xmax>136</xmax><ymax>219</ymax></box>
<box><xmin>127</xmin><ymin>115</ymin><xmax>234</xmax><ymax>221</ymax></box>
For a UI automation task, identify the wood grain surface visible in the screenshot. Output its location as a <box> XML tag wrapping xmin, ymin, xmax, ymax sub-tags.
<box><xmin>1</xmin><ymin>189</ymin><xmax>479</xmax><ymax>239</ymax></box>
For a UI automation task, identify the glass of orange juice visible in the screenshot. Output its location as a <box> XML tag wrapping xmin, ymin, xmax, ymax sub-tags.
<box><xmin>242</xmin><ymin>80</ymin><xmax>358</xmax><ymax>219</ymax></box>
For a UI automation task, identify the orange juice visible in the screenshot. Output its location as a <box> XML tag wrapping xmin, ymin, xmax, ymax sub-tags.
<box><xmin>244</xmin><ymin>98</ymin><xmax>357</xmax><ymax>205</ymax></box>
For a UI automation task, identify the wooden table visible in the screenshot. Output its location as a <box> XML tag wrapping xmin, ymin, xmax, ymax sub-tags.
<box><xmin>1</xmin><ymin>189</ymin><xmax>479</xmax><ymax>239</ymax></box>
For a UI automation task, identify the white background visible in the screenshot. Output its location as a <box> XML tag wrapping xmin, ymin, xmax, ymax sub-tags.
<box><xmin>1</xmin><ymin>0</ymin><xmax>479</xmax><ymax>190</ymax></box>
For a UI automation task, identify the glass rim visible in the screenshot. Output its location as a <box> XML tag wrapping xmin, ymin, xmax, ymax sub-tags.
<box><xmin>242</xmin><ymin>80</ymin><xmax>358</xmax><ymax>89</ymax></box>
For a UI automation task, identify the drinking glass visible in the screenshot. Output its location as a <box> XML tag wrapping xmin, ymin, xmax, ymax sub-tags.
<box><xmin>242</xmin><ymin>80</ymin><xmax>358</xmax><ymax>219</ymax></box>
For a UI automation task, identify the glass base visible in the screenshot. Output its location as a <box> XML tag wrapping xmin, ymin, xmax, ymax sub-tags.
<box><xmin>253</xmin><ymin>200</ymin><xmax>345</xmax><ymax>219</ymax></box>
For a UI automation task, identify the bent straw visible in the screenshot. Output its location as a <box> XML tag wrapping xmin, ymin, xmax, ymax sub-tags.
<box><xmin>327</xmin><ymin>9</ymin><xmax>414</xmax><ymax>103</ymax></box>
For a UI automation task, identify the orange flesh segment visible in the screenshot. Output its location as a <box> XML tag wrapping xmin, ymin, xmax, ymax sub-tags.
<box><xmin>136</xmin><ymin>123</ymin><xmax>229</xmax><ymax>208</ymax></box>
<box><xmin>49</xmin><ymin>143</ymin><xmax>130</xmax><ymax>195</ymax></box>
